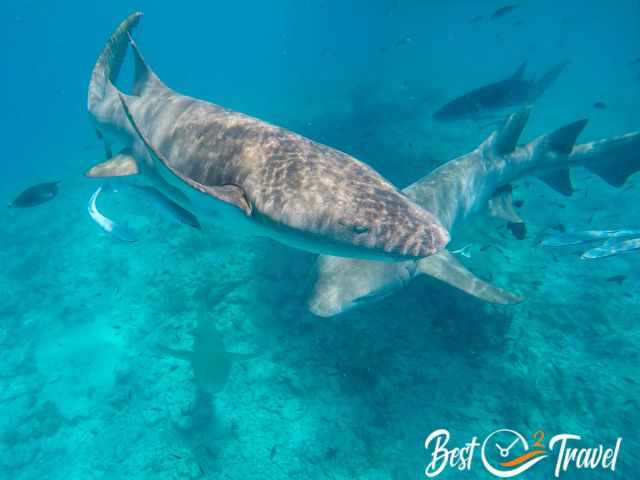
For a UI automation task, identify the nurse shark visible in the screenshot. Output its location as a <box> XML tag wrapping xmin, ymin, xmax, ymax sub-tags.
<box><xmin>85</xmin><ymin>12</ymin><xmax>449</xmax><ymax>261</ymax></box>
<box><xmin>309</xmin><ymin>110</ymin><xmax>640</xmax><ymax>316</ymax></box>
<box><xmin>433</xmin><ymin>61</ymin><xmax>570</xmax><ymax>121</ymax></box>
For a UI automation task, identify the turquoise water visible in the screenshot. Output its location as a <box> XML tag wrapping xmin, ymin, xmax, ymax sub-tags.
<box><xmin>1</xmin><ymin>1</ymin><xmax>639</xmax><ymax>478</ymax></box>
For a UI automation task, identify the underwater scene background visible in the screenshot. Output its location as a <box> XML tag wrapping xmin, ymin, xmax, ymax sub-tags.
<box><xmin>1</xmin><ymin>0</ymin><xmax>639</xmax><ymax>478</ymax></box>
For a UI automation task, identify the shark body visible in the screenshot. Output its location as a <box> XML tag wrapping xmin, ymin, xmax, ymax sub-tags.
<box><xmin>86</xmin><ymin>13</ymin><xmax>448</xmax><ymax>261</ymax></box>
<box><xmin>309</xmin><ymin>110</ymin><xmax>640</xmax><ymax>317</ymax></box>
<box><xmin>433</xmin><ymin>61</ymin><xmax>569</xmax><ymax>122</ymax></box>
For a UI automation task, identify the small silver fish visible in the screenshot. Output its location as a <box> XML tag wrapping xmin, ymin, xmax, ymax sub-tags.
<box><xmin>582</xmin><ymin>237</ymin><xmax>640</xmax><ymax>260</ymax></box>
<box><xmin>541</xmin><ymin>229</ymin><xmax>640</xmax><ymax>247</ymax></box>
<box><xmin>88</xmin><ymin>186</ymin><xmax>138</xmax><ymax>242</ymax></box>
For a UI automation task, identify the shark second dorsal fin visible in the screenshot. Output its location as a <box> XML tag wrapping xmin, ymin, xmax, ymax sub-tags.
<box><xmin>417</xmin><ymin>250</ymin><xmax>523</xmax><ymax>305</ymax></box>
<box><xmin>488</xmin><ymin>184</ymin><xmax>523</xmax><ymax>222</ymax></box>
<box><xmin>493</xmin><ymin>108</ymin><xmax>531</xmax><ymax>155</ymax></box>
<box><xmin>545</xmin><ymin>119</ymin><xmax>588</xmax><ymax>154</ymax></box>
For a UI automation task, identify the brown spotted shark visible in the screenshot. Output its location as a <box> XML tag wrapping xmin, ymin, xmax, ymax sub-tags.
<box><xmin>85</xmin><ymin>13</ymin><xmax>448</xmax><ymax>261</ymax></box>
<box><xmin>309</xmin><ymin>109</ymin><xmax>640</xmax><ymax>316</ymax></box>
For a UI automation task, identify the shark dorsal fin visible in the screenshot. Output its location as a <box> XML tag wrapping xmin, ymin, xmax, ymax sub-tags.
<box><xmin>493</xmin><ymin>107</ymin><xmax>531</xmax><ymax>155</ymax></box>
<box><xmin>127</xmin><ymin>32</ymin><xmax>167</xmax><ymax>96</ymax></box>
<box><xmin>417</xmin><ymin>250</ymin><xmax>523</xmax><ymax>305</ymax></box>
<box><xmin>545</xmin><ymin>119</ymin><xmax>588</xmax><ymax>154</ymax></box>
<box><xmin>488</xmin><ymin>184</ymin><xmax>523</xmax><ymax>222</ymax></box>
<box><xmin>538</xmin><ymin>169</ymin><xmax>574</xmax><ymax>196</ymax></box>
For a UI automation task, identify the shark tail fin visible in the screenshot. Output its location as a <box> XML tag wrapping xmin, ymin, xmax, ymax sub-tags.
<box><xmin>575</xmin><ymin>132</ymin><xmax>640</xmax><ymax>188</ymax></box>
<box><xmin>417</xmin><ymin>250</ymin><xmax>524</xmax><ymax>305</ymax></box>
<box><xmin>534</xmin><ymin>119</ymin><xmax>588</xmax><ymax>196</ymax></box>
<box><xmin>88</xmin><ymin>12</ymin><xmax>142</xmax><ymax>111</ymax></box>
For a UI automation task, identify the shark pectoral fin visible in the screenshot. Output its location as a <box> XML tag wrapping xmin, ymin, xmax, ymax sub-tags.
<box><xmin>86</xmin><ymin>150</ymin><xmax>139</xmax><ymax>178</ymax></box>
<box><xmin>204</xmin><ymin>184</ymin><xmax>253</xmax><ymax>216</ymax></box>
<box><xmin>488</xmin><ymin>185</ymin><xmax>523</xmax><ymax>223</ymax></box>
<box><xmin>538</xmin><ymin>169</ymin><xmax>573</xmax><ymax>196</ymax></box>
<box><xmin>417</xmin><ymin>250</ymin><xmax>524</xmax><ymax>305</ymax></box>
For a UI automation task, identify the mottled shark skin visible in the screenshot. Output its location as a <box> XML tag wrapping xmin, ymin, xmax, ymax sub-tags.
<box><xmin>309</xmin><ymin>110</ymin><xmax>640</xmax><ymax>317</ymax></box>
<box><xmin>85</xmin><ymin>13</ymin><xmax>448</xmax><ymax>261</ymax></box>
<box><xmin>433</xmin><ymin>61</ymin><xmax>569</xmax><ymax>122</ymax></box>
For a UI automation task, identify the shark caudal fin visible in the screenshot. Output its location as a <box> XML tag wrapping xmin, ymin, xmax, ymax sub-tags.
<box><xmin>573</xmin><ymin>131</ymin><xmax>640</xmax><ymax>188</ymax></box>
<box><xmin>417</xmin><ymin>250</ymin><xmax>523</xmax><ymax>305</ymax></box>
<box><xmin>88</xmin><ymin>12</ymin><xmax>167</xmax><ymax>114</ymax></box>
<box><xmin>88</xmin><ymin>12</ymin><xmax>142</xmax><ymax>111</ymax></box>
<box><xmin>534</xmin><ymin>119</ymin><xmax>589</xmax><ymax>196</ymax></box>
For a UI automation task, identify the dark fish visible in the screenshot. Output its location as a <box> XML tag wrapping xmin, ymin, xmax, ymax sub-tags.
<box><xmin>631</xmin><ymin>57</ymin><xmax>640</xmax><ymax>65</ymax></box>
<box><xmin>551</xmin><ymin>223</ymin><xmax>566</xmax><ymax>232</ymax></box>
<box><xmin>513</xmin><ymin>199</ymin><xmax>524</xmax><ymax>208</ymax></box>
<box><xmin>606</xmin><ymin>275</ymin><xmax>627</xmax><ymax>285</ymax></box>
<box><xmin>491</xmin><ymin>4</ymin><xmax>520</xmax><ymax>20</ymax></box>
<box><xmin>507</xmin><ymin>221</ymin><xmax>526</xmax><ymax>240</ymax></box>
<box><xmin>593</xmin><ymin>101</ymin><xmax>607</xmax><ymax>110</ymax></box>
<box><xmin>9</xmin><ymin>181</ymin><xmax>60</xmax><ymax>208</ymax></box>
<box><xmin>480</xmin><ymin>245</ymin><xmax>492</xmax><ymax>252</ymax></box>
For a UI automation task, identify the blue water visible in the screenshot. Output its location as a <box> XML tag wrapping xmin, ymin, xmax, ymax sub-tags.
<box><xmin>1</xmin><ymin>1</ymin><xmax>639</xmax><ymax>478</ymax></box>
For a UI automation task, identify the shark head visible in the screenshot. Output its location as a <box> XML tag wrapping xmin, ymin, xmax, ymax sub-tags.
<box><xmin>307</xmin><ymin>256</ymin><xmax>416</xmax><ymax>317</ymax></box>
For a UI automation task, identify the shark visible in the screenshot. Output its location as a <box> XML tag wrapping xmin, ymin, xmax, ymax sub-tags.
<box><xmin>309</xmin><ymin>109</ymin><xmax>640</xmax><ymax>317</ymax></box>
<box><xmin>85</xmin><ymin>12</ymin><xmax>449</xmax><ymax>261</ymax></box>
<box><xmin>433</xmin><ymin>61</ymin><xmax>570</xmax><ymax>122</ymax></box>
<box><xmin>158</xmin><ymin>319</ymin><xmax>259</xmax><ymax>396</ymax></box>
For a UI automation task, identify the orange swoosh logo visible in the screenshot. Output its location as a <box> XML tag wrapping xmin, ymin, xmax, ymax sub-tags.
<box><xmin>500</xmin><ymin>449</ymin><xmax>546</xmax><ymax>468</ymax></box>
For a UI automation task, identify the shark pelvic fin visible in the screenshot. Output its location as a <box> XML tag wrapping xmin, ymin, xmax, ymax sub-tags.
<box><xmin>118</xmin><ymin>94</ymin><xmax>253</xmax><ymax>216</ymax></box>
<box><xmin>417</xmin><ymin>250</ymin><xmax>523</xmax><ymax>305</ymax></box>
<box><xmin>488</xmin><ymin>185</ymin><xmax>523</xmax><ymax>222</ymax></box>
<box><xmin>493</xmin><ymin>107</ymin><xmax>531</xmax><ymax>155</ymax></box>
<box><xmin>86</xmin><ymin>148</ymin><xmax>139</xmax><ymax>177</ymax></box>
<box><xmin>538</xmin><ymin>169</ymin><xmax>574</xmax><ymax>196</ymax></box>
